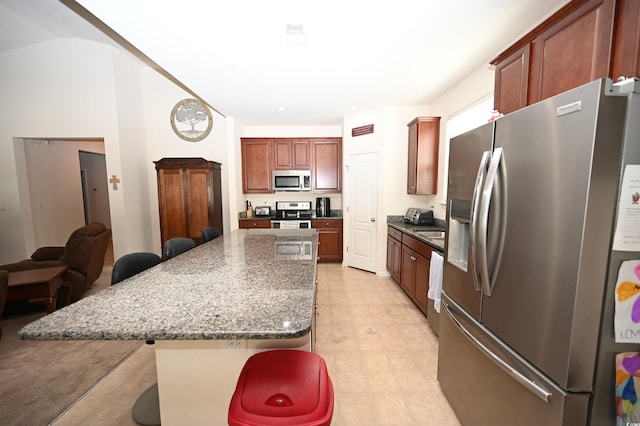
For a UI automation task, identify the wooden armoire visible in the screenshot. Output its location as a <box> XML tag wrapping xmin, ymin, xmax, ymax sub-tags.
<box><xmin>154</xmin><ymin>158</ymin><xmax>222</xmax><ymax>247</ymax></box>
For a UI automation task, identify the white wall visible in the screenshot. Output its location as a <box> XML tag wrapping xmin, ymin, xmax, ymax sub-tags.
<box><xmin>343</xmin><ymin>106</ymin><xmax>442</xmax><ymax>274</ymax></box>
<box><xmin>0</xmin><ymin>38</ymin><xmax>233</xmax><ymax>264</ymax></box>
<box><xmin>429</xmin><ymin>63</ymin><xmax>496</xmax><ymax>214</ymax></box>
<box><xmin>140</xmin><ymin>67</ymin><xmax>231</xmax><ymax>254</ymax></box>
<box><xmin>339</xmin><ymin>64</ymin><xmax>495</xmax><ymax>274</ymax></box>
<box><xmin>0</xmin><ymin>39</ymin><xmax>119</xmax><ymax>263</ymax></box>
<box><xmin>0</xmin><ymin>35</ymin><xmax>496</xmax><ymax>273</ymax></box>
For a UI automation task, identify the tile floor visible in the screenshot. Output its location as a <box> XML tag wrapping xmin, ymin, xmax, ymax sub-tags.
<box><xmin>52</xmin><ymin>262</ymin><xmax>461</xmax><ymax>426</ymax></box>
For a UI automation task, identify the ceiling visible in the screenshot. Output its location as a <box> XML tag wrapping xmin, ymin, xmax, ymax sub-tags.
<box><xmin>1</xmin><ymin>0</ymin><xmax>571</xmax><ymax>126</ymax></box>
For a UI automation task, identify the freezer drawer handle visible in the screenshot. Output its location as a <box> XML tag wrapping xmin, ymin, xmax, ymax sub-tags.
<box><xmin>442</xmin><ymin>300</ymin><xmax>552</xmax><ymax>403</ymax></box>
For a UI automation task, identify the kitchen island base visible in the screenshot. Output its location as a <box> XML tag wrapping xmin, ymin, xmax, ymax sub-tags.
<box><xmin>155</xmin><ymin>334</ymin><xmax>311</xmax><ymax>425</ymax></box>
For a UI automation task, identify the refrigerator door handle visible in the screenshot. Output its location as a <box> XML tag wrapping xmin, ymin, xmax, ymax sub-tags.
<box><xmin>469</xmin><ymin>150</ymin><xmax>491</xmax><ymax>292</ymax></box>
<box><xmin>477</xmin><ymin>147</ymin><xmax>505</xmax><ymax>296</ymax></box>
<box><xmin>442</xmin><ymin>300</ymin><xmax>552</xmax><ymax>403</ymax></box>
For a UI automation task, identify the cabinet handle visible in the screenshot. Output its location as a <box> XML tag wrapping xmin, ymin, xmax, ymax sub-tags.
<box><xmin>371</xmin><ymin>217</ymin><xmax>376</xmax><ymax>222</ymax></box>
<box><xmin>411</xmin><ymin>256</ymin><xmax>416</xmax><ymax>261</ymax></box>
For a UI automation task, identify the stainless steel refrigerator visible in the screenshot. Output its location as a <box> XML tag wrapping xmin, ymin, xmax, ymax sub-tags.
<box><xmin>438</xmin><ymin>78</ymin><xmax>640</xmax><ymax>425</ymax></box>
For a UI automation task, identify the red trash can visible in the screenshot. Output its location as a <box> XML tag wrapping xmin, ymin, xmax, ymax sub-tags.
<box><xmin>228</xmin><ymin>350</ymin><xmax>334</xmax><ymax>426</ymax></box>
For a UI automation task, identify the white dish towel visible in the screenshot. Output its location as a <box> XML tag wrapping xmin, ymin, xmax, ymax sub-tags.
<box><xmin>428</xmin><ymin>251</ymin><xmax>444</xmax><ymax>313</ymax></box>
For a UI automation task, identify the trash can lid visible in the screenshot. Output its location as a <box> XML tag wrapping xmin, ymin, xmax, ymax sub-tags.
<box><xmin>229</xmin><ymin>350</ymin><xmax>333</xmax><ymax>425</ymax></box>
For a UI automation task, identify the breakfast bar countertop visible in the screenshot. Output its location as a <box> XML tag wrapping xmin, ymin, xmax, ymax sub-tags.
<box><xmin>18</xmin><ymin>229</ymin><xmax>318</xmax><ymax>342</ymax></box>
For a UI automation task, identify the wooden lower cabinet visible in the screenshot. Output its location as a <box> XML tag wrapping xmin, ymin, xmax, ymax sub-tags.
<box><xmin>238</xmin><ymin>219</ymin><xmax>271</xmax><ymax>229</ymax></box>
<box><xmin>386</xmin><ymin>227</ymin><xmax>403</xmax><ymax>283</ymax></box>
<box><xmin>387</xmin><ymin>226</ymin><xmax>432</xmax><ymax>316</ymax></box>
<box><xmin>312</xmin><ymin>219</ymin><xmax>343</xmax><ymax>263</ymax></box>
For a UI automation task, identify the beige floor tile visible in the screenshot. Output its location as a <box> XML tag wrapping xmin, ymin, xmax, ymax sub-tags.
<box><xmin>334</xmin><ymin>392</ymin><xmax>378</xmax><ymax>424</ymax></box>
<box><xmin>53</xmin><ymin>263</ymin><xmax>461</xmax><ymax>426</ymax></box>
<box><xmin>370</xmin><ymin>392</ymin><xmax>415</xmax><ymax>424</ymax></box>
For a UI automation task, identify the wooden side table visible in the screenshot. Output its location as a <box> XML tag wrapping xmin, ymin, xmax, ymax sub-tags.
<box><xmin>7</xmin><ymin>265</ymin><xmax>68</xmax><ymax>313</ymax></box>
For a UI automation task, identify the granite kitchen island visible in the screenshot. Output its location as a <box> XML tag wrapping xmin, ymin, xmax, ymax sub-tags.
<box><xmin>19</xmin><ymin>229</ymin><xmax>319</xmax><ymax>425</ymax></box>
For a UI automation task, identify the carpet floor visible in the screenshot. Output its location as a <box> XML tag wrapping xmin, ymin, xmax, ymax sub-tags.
<box><xmin>0</xmin><ymin>243</ymin><xmax>143</xmax><ymax>426</ymax></box>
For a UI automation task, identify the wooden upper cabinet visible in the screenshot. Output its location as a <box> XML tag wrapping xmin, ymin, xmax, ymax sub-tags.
<box><xmin>241</xmin><ymin>139</ymin><xmax>272</xmax><ymax>193</ymax></box>
<box><xmin>492</xmin><ymin>0</ymin><xmax>637</xmax><ymax>114</ymax></box>
<box><xmin>494</xmin><ymin>45</ymin><xmax>530</xmax><ymax>115</ymax></box>
<box><xmin>612</xmin><ymin>0</ymin><xmax>640</xmax><ymax>81</ymax></box>
<box><xmin>407</xmin><ymin>117</ymin><xmax>440</xmax><ymax>195</ymax></box>
<box><xmin>241</xmin><ymin>137</ymin><xmax>342</xmax><ymax>194</ymax></box>
<box><xmin>529</xmin><ymin>0</ymin><xmax>615</xmax><ymax>103</ymax></box>
<box><xmin>311</xmin><ymin>138</ymin><xmax>342</xmax><ymax>193</ymax></box>
<box><xmin>273</xmin><ymin>139</ymin><xmax>311</xmax><ymax>170</ymax></box>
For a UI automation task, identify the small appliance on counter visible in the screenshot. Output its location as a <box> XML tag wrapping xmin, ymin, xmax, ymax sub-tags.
<box><xmin>254</xmin><ymin>205</ymin><xmax>271</xmax><ymax>217</ymax></box>
<box><xmin>404</xmin><ymin>208</ymin><xmax>434</xmax><ymax>225</ymax></box>
<box><xmin>316</xmin><ymin>197</ymin><xmax>331</xmax><ymax>217</ymax></box>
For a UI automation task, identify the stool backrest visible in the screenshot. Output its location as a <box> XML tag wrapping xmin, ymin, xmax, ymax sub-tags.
<box><xmin>163</xmin><ymin>238</ymin><xmax>196</xmax><ymax>260</ymax></box>
<box><xmin>111</xmin><ymin>252</ymin><xmax>162</xmax><ymax>285</ymax></box>
<box><xmin>201</xmin><ymin>227</ymin><xmax>221</xmax><ymax>243</ymax></box>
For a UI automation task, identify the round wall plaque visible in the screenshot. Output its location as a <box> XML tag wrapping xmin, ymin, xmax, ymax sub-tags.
<box><xmin>170</xmin><ymin>98</ymin><xmax>213</xmax><ymax>142</ymax></box>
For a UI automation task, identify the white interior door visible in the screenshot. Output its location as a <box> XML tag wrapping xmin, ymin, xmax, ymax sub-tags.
<box><xmin>347</xmin><ymin>151</ymin><xmax>379</xmax><ymax>273</ymax></box>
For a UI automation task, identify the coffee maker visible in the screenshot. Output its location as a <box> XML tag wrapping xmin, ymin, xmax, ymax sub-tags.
<box><xmin>315</xmin><ymin>197</ymin><xmax>330</xmax><ymax>217</ymax></box>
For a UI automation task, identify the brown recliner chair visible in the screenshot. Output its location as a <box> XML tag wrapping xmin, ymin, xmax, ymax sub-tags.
<box><xmin>0</xmin><ymin>222</ymin><xmax>112</xmax><ymax>305</ymax></box>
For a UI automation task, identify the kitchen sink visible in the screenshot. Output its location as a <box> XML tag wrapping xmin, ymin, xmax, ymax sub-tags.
<box><xmin>415</xmin><ymin>230</ymin><xmax>445</xmax><ymax>240</ymax></box>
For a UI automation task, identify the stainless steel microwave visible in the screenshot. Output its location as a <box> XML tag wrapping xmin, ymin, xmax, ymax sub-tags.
<box><xmin>272</xmin><ymin>170</ymin><xmax>311</xmax><ymax>191</ymax></box>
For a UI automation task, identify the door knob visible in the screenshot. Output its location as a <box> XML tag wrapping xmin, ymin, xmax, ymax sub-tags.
<box><xmin>370</xmin><ymin>217</ymin><xmax>376</xmax><ymax>222</ymax></box>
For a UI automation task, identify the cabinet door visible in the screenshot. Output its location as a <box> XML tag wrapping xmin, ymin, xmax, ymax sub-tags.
<box><xmin>529</xmin><ymin>0</ymin><xmax>615</xmax><ymax>103</ymax></box>
<box><xmin>313</xmin><ymin>219</ymin><xmax>343</xmax><ymax>262</ymax></box>
<box><xmin>415</xmin><ymin>254</ymin><xmax>431</xmax><ymax>315</ymax></box>
<box><xmin>407</xmin><ymin>117</ymin><xmax>440</xmax><ymax>195</ymax></box>
<box><xmin>494</xmin><ymin>45</ymin><xmax>530</xmax><ymax>115</ymax></box>
<box><xmin>156</xmin><ymin>158</ymin><xmax>222</xmax><ymax>249</ymax></box>
<box><xmin>612</xmin><ymin>0</ymin><xmax>640</xmax><ymax>81</ymax></box>
<box><xmin>401</xmin><ymin>245</ymin><xmax>417</xmax><ymax>297</ymax></box>
<box><xmin>185</xmin><ymin>168</ymin><xmax>211</xmax><ymax>242</ymax></box>
<box><xmin>311</xmin><ymin>139</ymin><xmax>342</xmax><ymax>193</ymax></box>
<box><xmin>273</xmin><ymin>140</ymin><xmax>310</xmax><ymax>169</ymax></box>
<box><xmin>241</xmin><ymin>139</ymin><xmax>272</xmax><ymax>193</ymax></box>
<box><xmin>407</xmin><ymin>122</ymin><xmax>418</xmax><ymax>194</ymax></box>
<box><xmin>387</xmin><ymin>236</ymin><xmax>402</xmax><ymax>283</ymax></box>
<box><xmin>158</xmin><ymin>168</ymin><xmax>187</xmax><ymax>243</ymax></box>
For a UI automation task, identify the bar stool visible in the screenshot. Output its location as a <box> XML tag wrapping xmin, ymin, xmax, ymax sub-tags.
<box><xmin>228</xmin><ymin>350</ymin><xmax>334</xmax><ymax>426</ymax></box>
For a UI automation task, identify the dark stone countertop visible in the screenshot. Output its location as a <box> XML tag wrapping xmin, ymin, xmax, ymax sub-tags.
<box><xmin>19</xmin><ymin>229</ymin><xmax>318</xmax><ymax>341</ymax></box>
<box><xmin>387</xmin><ymin>220</ymin><xmax>445</xmax><ymax>252</ymax></box>
<box><xmin>239</xmin><ymin>210</ymin><xmax>343</xmax><ymax>220</ymax></box>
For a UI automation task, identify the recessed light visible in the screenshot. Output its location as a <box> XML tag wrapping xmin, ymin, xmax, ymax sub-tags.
<box><xmin>408</xmin><ymin>63</ymin><xmax>424</xmax><ymax>72</ymax></box>
<box><xmin>349</xmin><ymin>106</ymin><xmax>359</xmax><ymax>112</ymax></box>
<box><xmin>233</xmin><ymin>63</ymin><xmax>249</xmax><ymax>72</ymax></box>
<box><xmin>277</xmin><ymin>106</ymin><xmax>287</xmax><ymax>112</ymax></box>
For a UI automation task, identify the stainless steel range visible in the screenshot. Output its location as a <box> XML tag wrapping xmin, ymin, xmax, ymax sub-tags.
<box><xmin>271</xmin><ymin>201</ymin><xmax>312</xmax><ymax>229</ymax></box>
